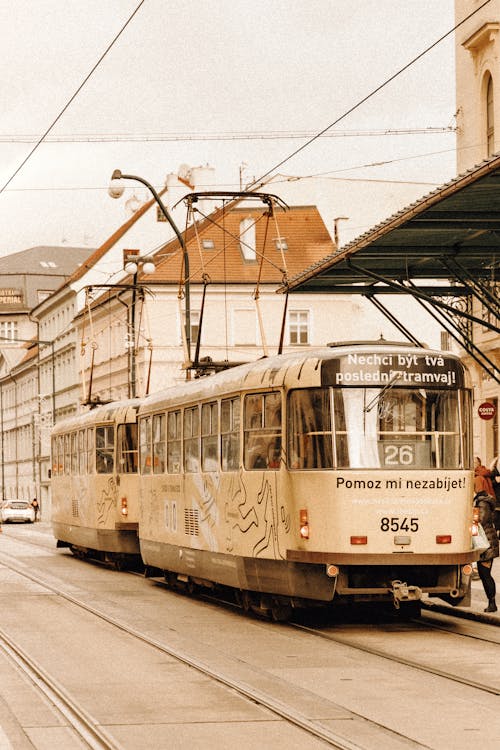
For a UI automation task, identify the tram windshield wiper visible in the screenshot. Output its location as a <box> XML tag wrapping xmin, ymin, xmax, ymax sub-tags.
<box><xmin>363</xmin><ymin>373</ymin><xmax>402</xmax><ymax>413</ymax></box>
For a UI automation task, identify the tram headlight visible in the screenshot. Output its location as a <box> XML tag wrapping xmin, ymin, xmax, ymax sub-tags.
<box><xmin>121</xmin><ymin>497</ymin><xmax>128</xmax><ymax>517</ymax></box>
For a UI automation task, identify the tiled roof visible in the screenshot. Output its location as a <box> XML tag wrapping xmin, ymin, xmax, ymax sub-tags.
<box><xmin>136</xmin><ymin>203</ymin><xmax>335</xmax><ymax>285</ymax></box>
<box><xmin>0</xmin><ymin>246</ymin><xmax>92</xmax><ymax>276</ymax></box>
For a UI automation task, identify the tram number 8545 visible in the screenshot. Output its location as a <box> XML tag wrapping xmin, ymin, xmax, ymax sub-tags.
<box><xmin>380</xmin><ymin>517</ymin><xmax>419</xmax><ymax>532</ymax></box>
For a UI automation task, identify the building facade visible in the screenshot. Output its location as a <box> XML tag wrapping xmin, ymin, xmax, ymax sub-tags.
<box><xmin>455</xmin><ymin>0</ymin><xmax>500</xmax><ymax>461</ymax></box>
<box><xmin>0</xmin><ymin>246</ymin><xmax>94</xmax><ymax>509</ymax></box>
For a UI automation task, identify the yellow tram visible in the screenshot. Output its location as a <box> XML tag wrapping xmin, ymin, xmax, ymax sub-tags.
<box><xmin>51</xmin><ymin>341</ymin><xmax>478</xmax><ymax>617</ymax></box>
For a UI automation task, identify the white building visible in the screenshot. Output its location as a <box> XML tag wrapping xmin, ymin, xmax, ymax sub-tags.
<box><xmin>455</xmin><ymin>0</ymin><xmax>500</xmax><ymax>460</ymax></box>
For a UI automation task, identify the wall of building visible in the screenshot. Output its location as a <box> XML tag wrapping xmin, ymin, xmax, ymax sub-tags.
<box><xmin>455</xmin><ymin>0</ymin><xmax>500</xmax><ymax>463</ymax></box>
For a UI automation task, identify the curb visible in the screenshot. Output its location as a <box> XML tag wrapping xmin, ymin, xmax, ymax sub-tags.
<box><xmin>422</xmin><ymin>600</ymin><xmax>500</xmax><ymax>626</ymax></box>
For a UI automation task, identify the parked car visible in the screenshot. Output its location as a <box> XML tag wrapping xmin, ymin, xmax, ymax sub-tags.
<box><xmin>0</xmin><ymin>500</ymin><xmax>35</xmax><ymax>523</ymax></box>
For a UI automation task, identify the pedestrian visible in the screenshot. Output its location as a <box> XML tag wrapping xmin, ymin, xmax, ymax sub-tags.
<box><xmin>31</xmin><ymin>497</ymin><xmax>39</xmax><ymax>521</ymax></box>
<box><xmin>489</xmin><ymin>455</ymin><xmax>500</xmax><ymax>532</ymax></box>
<box><xmin>474</xmin><ymin>490</ymin><xmax>499</xmax><ymax>613</ymax></box>
<box><xmin>474</xmin><ymin>456</ymin><xmax>495</xmax><ymax>496</ymax></box>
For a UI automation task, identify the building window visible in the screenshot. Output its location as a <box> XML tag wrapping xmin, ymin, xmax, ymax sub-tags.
<box><xmin>239</xmin><ymin>217</ymin><xmax>256</xmax><ymax>261</ymax></box>
<box><xmin>487</xmin><ymin>73</ymin><xmax>495</xmax><ymax>157</ymax></box>
<box><xmin>0</xmin><ymin>320</ymin><xmax>18</xmax><ymax>342</ymax></box>
<box><xmin>274</xmin><ymin>237</ymin><xmax>288</xmax><ymax>251</ymax></box>
<box><xmin>181</xmin><ymin>310</ymin><xmax>200</xmax><ymax>347</ymax></box>
<box><xmin>202</xmin><ymin>239</ymin><xmax>215</xmax><ymax>250</ymax></box>
<box><xmin>289</xmin><ymin>310</ymin><xmax>309</xmax><ymax>345</ymax></box>
<box><xmin>156</xmin><ymin>206</ymin><xmax>167</xmax><ymax>222</ymax></box>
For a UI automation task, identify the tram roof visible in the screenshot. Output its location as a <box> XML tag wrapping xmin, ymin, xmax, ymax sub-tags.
<box><xmin>285</xmin><ymin>153</ymin><xmax>500</xmax><ymax>296</ymax></box>
<box><xmin>139</xmin><ymin>342</ymin><xmax>465</xmax><ymax>411</ymax></box>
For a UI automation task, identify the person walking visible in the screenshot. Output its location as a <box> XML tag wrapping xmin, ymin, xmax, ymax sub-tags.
<box><xmin>474</xmin><ymin>490</ymin><xmax>499</xmax><ymax>613</ymax></box>
<box><xmin>489</xmin><ymin>455</ymin><xmax>500</xmax><ymax>532</ymax></box>
<box><xmin>31</xmin><ymin>498</ymin><xmax>39</xmax><ymax>522</ymax></box>
<box><xmin>474</xmin><ymin>457</ymin><xmax>495</xmax><ymax>496</ymax></box>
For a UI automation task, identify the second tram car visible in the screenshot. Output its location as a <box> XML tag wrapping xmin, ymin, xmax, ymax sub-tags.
<box><xmin>51</xmin><ymin>399</ymin><xmax>141</xmax><ymax>567</ymax></box>
<box><xmin>51</xmin><ymin>341</ymin><xmax>478</xmax><ymax>617</ymax></box>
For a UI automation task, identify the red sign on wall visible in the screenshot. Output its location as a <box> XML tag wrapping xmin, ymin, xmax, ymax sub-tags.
<box><xmin>478</xmin><ymin>402</ymin><xmax>496</xmax><ymax>420</ymax></box>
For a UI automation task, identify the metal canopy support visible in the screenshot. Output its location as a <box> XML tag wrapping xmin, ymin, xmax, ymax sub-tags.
<box><xmin>364</xmin><ymin>294</ymin><xmax>423</xmax><ymax>347</ymax></box>
<box><xmin>346</xmin><ymin>258</ymin><xmax>500</xmax><ymax>383</ymax></box>
<box><xmin>441</xmin><ymin>256</ymin><xmax>500</xmax><ymax>319</ymax></box>
<box><xmin>404</xmin><ymin>282</ymin><xmax>500</xmax><ymax>383</ymax></box>
<box><xmin>345</xmin><ymin>259</ymin><xmax>500</xmax><ymax>333</ymax></box>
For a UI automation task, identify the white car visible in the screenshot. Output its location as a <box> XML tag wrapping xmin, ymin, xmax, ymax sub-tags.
<box><xmin>0</xmin><ymin>500</ymin><xmax>35</xmax><ymax>524</ymax></box>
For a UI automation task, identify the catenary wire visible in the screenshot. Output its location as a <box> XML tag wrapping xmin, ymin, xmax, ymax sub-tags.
<box><xmin>0</xmin><ymin>0</ymin><xmax>146</xmax><ymax>196</ymax></box>
<box><xmin>248</xmin><ymin>0</ymin><xmax>491</xmax><ymax>189</ymax></box>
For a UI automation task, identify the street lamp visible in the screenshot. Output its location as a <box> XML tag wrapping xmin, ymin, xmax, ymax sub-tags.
<box><xmin>109</xmin><ymin>170</ymin><xmax>192</xmax><ymax>368</ymax></box>
<box><xmin>121</xmin><ymin>250</ymin><xmax>156</xmax><ymax>398</ymax></box>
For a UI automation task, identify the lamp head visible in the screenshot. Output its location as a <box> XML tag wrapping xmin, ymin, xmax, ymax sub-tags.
<box><xmin>142</xmin><ymin>260</ymin><xmax>156</xmax><ymax>275</ymax></box>
<box><xmin>108</xmin><ymin>170</ymin><xmax>125</xmax><ymax>199</ymax></box>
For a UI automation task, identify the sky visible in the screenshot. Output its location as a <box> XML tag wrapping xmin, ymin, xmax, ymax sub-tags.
<box><xmin>0</xmin><ymin>0</ymin><xmax>460</xmax><ymax>255</ymax></box>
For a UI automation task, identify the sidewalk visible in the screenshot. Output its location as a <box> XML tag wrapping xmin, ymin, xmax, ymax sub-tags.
<box><xmin>423</xmin><ymin>563</ymin><xmax>500</xmax><ymax>625</ymax></box>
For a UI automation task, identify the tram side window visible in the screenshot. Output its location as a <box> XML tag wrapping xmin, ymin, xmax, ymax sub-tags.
<box><xmin>201</xmin><ymin>401</ymin><xmax>219</xmax><ymax>471</ymax></box>
<box><xmin>288</xmin><ymin>388</ymin><xmax>333</xmax><ymax>469</ymax></box>
<box><xmin>96</xmin><ymin>425</ymin><xmax>114</xmax><ymax>474</ymax></box>
<box><xmin>78</xmin><ymin>429</ymin><xmax>87</xmax><ymax>475</ymax></box>
<box><xmin>152</xmin><ymin>415</ymin><xmax>165</xmax><ymax>473</ymax></box>
<box><xmin>51</xmin><ymin>436</ymin><xmax>60</xmax><ymax>476</ymax></box>
<box><xmin>221</xmin><ymin>397</ymin><xmax>240</xmax><ymax>471</ymax></box>
<box><xmin>184</xmin><ymin>406</ymin><xmax>200</xmax><ymax>473</ymax></box>
<box><xmin>139</xmin><ymin>417</ymin><xmax>152</xmax><ymax>474</ymax></box>
<box><xmin>117</xmin><ymin>423</ymin><xmax>138</xmax><ymax>473</ymax></box>
<box><xmin>167</xmin><ymin>410</ymin><xmax>181</xmax><ymax>473</ymax></box>
<box><xmin>64</xmin><ymin>434</ymin><xmax>71</xmax><ymax>475</ymax></box>
<box><xmin>244</xmin><ymin>392</ymin><xmax>282</xmax><ymax>470</ymax></box>
<box><xmin>87</xmin><ymin>428</ymin><xmax>95</xmax><ymax>473</ymax></box>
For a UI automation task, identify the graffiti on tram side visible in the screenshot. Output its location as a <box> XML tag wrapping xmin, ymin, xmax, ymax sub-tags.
<box><xmin>97</xmin><ymin>476</ymin><xmax>118</xmax><ymax>525</ymax></box>
<box><xmin>224</xmin><ymin>470</ymin><xmax>290</xmax><ymax>559</ymax></box>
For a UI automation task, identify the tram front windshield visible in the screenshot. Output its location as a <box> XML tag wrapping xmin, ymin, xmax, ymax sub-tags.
<box><xmin>287</xmin><ymin>386</ymin><xmax>470</xmax><ymax>470</ymax></box>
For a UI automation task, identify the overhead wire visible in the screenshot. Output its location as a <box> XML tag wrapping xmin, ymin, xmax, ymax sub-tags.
<box><xmin>0</xmin><ymin>2</ymin><xmax>489</xmax><ymax>198</ymax></box>
<box><xmin>248</xmin><ymin>0</ymin><xmax>492</xmax><ymax>190</ymax></box>
<box><xmin>0</xmin><ymin>0</ymin><xmax>146</xmax><ymax>196</ymax></box>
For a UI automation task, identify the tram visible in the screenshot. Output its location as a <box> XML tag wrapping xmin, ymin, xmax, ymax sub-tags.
<box><xmin>51</xmin><ymin>341</ymin><xmax>478</xmax><ymax>617</ymax></box>
<box><xmin>51</xmin><ymin>399</ymin><xmax>142</xmax><ymax>567</ymax></box>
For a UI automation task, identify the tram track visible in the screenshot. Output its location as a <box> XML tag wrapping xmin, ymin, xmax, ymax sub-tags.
<box><xmin>2</xmin><ymin>530</ymin><xmax>500</xmax><ymax>748</ymax></box>
<box><xmin>0</xmin><ymin>546</ymin><xmax>417</xmax><ymax>750</ymax></box>
<box><xmin>289</xmin><ymin>621</ymin><xmax>500</xmax><ymax>696</ymax></box>
<box><xmin>0</xmin><ymin>624</ymin><xmax>124</xmax><ymax>750</ymax></box>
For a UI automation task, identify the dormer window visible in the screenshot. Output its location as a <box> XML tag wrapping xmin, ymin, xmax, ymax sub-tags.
<box><xmin>239</xmin><ymin>217</ymin><xmax>256</xmax><ymax>261</ymax></box>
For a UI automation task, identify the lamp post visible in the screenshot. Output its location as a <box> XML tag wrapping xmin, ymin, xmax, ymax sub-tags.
<box><xmin>121</xmin><ymin>249</ymin><xmax>155</xmax><ymax>398</ymax></box>
<box><xmin>109</xmin><ymin>170</ymin><xmax>192</xmax><ymax>368</ymax></box>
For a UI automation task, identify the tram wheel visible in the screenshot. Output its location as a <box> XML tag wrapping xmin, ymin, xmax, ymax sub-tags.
<box><xmin>270</xmin><ymin>603</ymin><xmax>293</xmax><ymax>622</ymax></box>
<box><xmin>240</xmin><ymin>590</ymin><xmax>253</xmax><ymax>614</ymax></box>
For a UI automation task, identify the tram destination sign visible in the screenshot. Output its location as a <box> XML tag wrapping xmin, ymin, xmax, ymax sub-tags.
<box><xmin>322</xmin><ymin>351</ymin><xmax>465</xmax><ymax>388</ymax></box>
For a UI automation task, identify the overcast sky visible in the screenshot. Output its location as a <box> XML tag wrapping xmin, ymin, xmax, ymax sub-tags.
<box><xmin>0</xmin><ymin>0</ymin><xmax>458</xmax><ymax>254</ymax></box>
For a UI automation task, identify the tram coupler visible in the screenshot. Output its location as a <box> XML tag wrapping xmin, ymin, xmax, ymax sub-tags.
<box><xmin>390</xmin><ymin>580</ymin><xmax>422</xmax><ymax>609</ymax></box>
